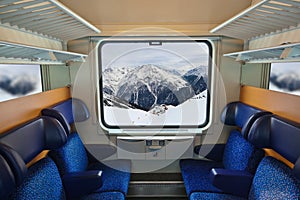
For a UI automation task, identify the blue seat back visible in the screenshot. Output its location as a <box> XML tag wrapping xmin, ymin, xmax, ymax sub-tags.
<box><xmin>221</xmin><ymin>102</ymin><xmax>271</xmax><ymax>137</ymax></box>
<box><xmin>222</xmin><ymin>130</ymin><xmax>264</xmax><ymax>173</ymax></box>
<box><xmin>0</xmin><ymin>117</ymin><xmax>68</xmax><ymax>200</ymax></box>
<box><xmin>0</xmin><ymin>117</ymin><xmax>67</xmax><ymax>164</ymax></box>
<box><xmin>248</xmin><ymin>115</ymin><xmax>300</xmax><ymax>164</ymax></box>
<box><xmin>41</xmin><ymin>98</ymin><xmax>90</xmax><ymax>134</ymax></box>
<box><xmin>247</xmin><ymin>114</ymin><xmax>300</xmax><ymax>199</ymax></box>
<box><xmin>221</xmin><ymin>102</ymin><xmax>267</xmax><ymax>172</ymax></box>
<box><xmin>49</xmin><ymin>132</ymin><xmax>89</xmax><ymax>176</ymax></box>
<box><xmin>42</xmin><ymin>99</ymin><xmax>91</xmax><ymax>175</ymax></box>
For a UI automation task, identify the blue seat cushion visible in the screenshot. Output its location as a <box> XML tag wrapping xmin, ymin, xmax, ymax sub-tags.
<box><xmin>9</xmin><ymin>157</ymin><xmax>66</xmax><ymax>200</ymax></box>
<box><xmin>180</xmin><ymin>159</ymin><xmax>223</xmax><ymax>197</ymax></box>
<box><xmin>190</xmin><ymin>192</ymin><xmax>246</xmax><ymax>200</ymax></box>
<box><xmin>49</xmin><ymin>132</ymin><xmax>131</xmax><ymax>195</ymax></box>
<box><xmin>88</xmin><ymin>160</ymin><xmax>131</xmax><ymax>195</ymax></box>
<box><xmin>81</xmin><ymin>191</ymin><xmax>125</xmax><ymax>200</ymax></box>
<box><xmin>49</xmin><ymin>132</ymin><xmax>89</xmax><ymax>176</ymax></box>
<box><xmin>249</xmin><ymin>156</ymin><xmax>300</xmax><ymax>200</ymax></box>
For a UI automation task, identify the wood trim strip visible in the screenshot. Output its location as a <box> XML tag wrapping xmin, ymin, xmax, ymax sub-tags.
<box><xmin>240</xmin><ymin>85</ymin><xmax>300</xmax><ymax>123</ymax></box>
<box><xmin>0</xmin><ymin>87</ymin><xmax>70</xmax><ymax>134</ymax></box>
<box><xmin>264</xmin><ymin>149</ymin><xmax>294</xmax><ymax>169</ymax></box>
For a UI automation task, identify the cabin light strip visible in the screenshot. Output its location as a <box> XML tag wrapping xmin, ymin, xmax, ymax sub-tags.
<box><xmin>210</xmin><ymin>0</ymin><xmax>300</xmax><ymax>40</ymax></box>
<box><xmin>224</xmin><ymin>42</ymin><xmax>300</xmax><ymax>63</ymax></box>
<box><xmin>0</xmin><ymin>41</ymin><xmax>87</xmax><ymax>64</ymax></box>
<box><xmin>0</xmin><ymin>0</ymin><xmax>100</xmax><ymax>41</ymax></box>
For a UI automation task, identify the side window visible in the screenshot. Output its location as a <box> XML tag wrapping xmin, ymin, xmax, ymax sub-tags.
<box><xmin>269</xmin><ymin>62</ymin><xmax>300</xmax><ymax>96</ymax></box>
<box><xmin>0</xmin><ymin>64</ymin><xmax>42</xmax><ymax>102</ymax></box>
<box><xmin>98</xmin><ymin>40</ymin><xmax>212</xmax><ymax>130</ymax></box>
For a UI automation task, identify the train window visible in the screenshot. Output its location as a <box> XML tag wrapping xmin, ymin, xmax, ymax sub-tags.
<box><xmin>0</xmin><ymin>64</ymin><xmax>42</xmax><ymax>102</ymax></box>
<box><xmin>98</xmin><ymin>40</ymin><xmax>212</xmax><ymax>130</ymax></box>
<box><xmin>269</xmin><ymin>62</ymin><xmax>300</xmax><ymax>96</ymax></box>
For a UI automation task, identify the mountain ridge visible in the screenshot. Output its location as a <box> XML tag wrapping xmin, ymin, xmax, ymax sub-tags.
<box><xmin>103</xmin><ymin>64</ymin><xmax>208</xmax><ymax>111</ymax></box>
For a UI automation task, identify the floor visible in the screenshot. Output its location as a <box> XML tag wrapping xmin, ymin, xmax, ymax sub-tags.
<box><xmin>126</xmin><ymin>173</ymin><xmax>188</xmax><ymax>200</ymax></box>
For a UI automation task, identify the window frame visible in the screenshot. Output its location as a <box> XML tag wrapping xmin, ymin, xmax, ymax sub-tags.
<box><xmin>97</xmin><ymin>39</ymin><xmax>213</xmax><ymax>131</ymax></box>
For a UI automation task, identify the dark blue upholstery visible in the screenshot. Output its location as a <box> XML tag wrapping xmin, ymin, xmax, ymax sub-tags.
<box><xmin>180</xmin><ymin>131</ymin><xmax>263</xmax><ymax>197</ymax></box>
<box><xmin>248</xmin><ymin>114</ymin><xmax>300</xmax><ymax>164</ymax></box>
<box><xmin>0</xmin><ymin>153</ymin><xmax>17</xmax><ymax>199</ymax></box>
<box><xmin>41</xmin><ymin>98</ymin><xmax>90</xmax><ymax>134</ymax></box>
<box><xmin>189</xmin><ymin>115</ymin><xmax>300</xmax><ymax>200</ymax></box>
<box><xmin>249</xmin><ymin>156</ymin><xmax>300</xmax><ymax>200</ymax></box>
<box><xmin>190</xmin><ymin>157</ymin><xmax>300</xmax><ymax>200</ymax></box>
<box><xmin>0</xmin><ymin>143</ymin><xmax>27</xmax><ymax>187</ymax></box>
<box><xmin>222</xmin><ymin>130</ymin><xmax>263</xmax><ymax>173</ymax></box>
<box><xmin>190</xmin><ymin>192</ymin><xmax>246</xmax><ymax>200</ymax></box>
<box><xmin>49</xmin><ymin>132</ymin><xmax>131</xmax><ymax>196</ymax></box>
<box><xmin>43</xmin><ymin>98</ymin><xmax>131</xmax><ymax>197</ymax></box>
<box><xmin>0</xmin><ymin>116</ymin><xmax>125</xmax><ymax>200</ymax></box>
<box><xmin>88</xmin><ymin>160</ymin><xmax>131</xmax><ymax>194</ymax></box>
<box><xmin>209</xmin><ymin>168</ymin><xmax>253</xmax><ymax>197</ymax></box>
<box><xmin>220</xmin><ymin>102</ymin><xmax>271</xmax><ymax>138</ymax></box>
<box><xmin>50</xmin><ymin>132</ymin><xmax>89</xmax><ymax>175</ymax></box>
<box><xmin>82</xmin><ymin>192</ymin><xmax>125</xmax><ymax>200</ymax></box>
<box><xmin>180</xmin><ymin>159</ymin><xmax>223</xmax><ymax>195</ymax></box>
<box><xmin>9</xmin><ymin>157</ymin><xmax>125</xmax><ymax>200</ymax></box>
<box><xmin>180</xmin><ymin>102</ymin><xmax>266</xmax><ymax>197</ymax></box>
<box><xmin>10</xmin><ymin>157</ymin><xmax>66</xmax><ymax>200</ymax></box>
<box><xmin>0</xmin><ymin>117</ymin><xmax>67</xmax><ymax>163</ymax></box>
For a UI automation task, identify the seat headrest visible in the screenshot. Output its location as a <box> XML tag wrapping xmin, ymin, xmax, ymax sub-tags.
<box><xmin>0</xmin><ymin>116</ymin><xmax>67</xmax><ymax>164</ymax></box>
<box><xmin>0</xmin><ymin>153</ymin><xmax>18</xmax><ymax>199</ymax></box>
<box><xmin>41</xmin><ymin>98</ymin><xmax>90</xmax><ymax>134</ymax></box>
<box><xmin>0</xmin><ymin>143</ymin><xmax>26</xmax><ymax>186</ymax></box>
<box><xmin>248</xmin><ymin>115</ymin><xmax>300</xmax><ymax>164</ymax></box>
<box><xmin>221</xmin><ymin>102</ymin><xmax>271</xmax><ymax>137</ymax></box>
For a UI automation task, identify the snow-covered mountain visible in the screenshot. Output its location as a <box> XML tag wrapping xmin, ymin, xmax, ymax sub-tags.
<box><xmin>183</xmin><ymin>67</ymin><xmax>208</xmax><ymax>95</ymax></box>
<box><xmin>270</xmin><ymin>72</ymin><xmax>300</xmax><ymax>92</ymax></box>
<box><xmin>102</xmin><ymin>67</ymin><xmax>133</xmax><ymax>95</ymax></box>
<box><xmin>102</xmin><ymin>64</ymin><xmax>208</xmax><ymax>111</ymax></box>
<box><xmin>0</xmin><ymin>72</ymin><xmax>37</xmax><ymax>95</ymax></box>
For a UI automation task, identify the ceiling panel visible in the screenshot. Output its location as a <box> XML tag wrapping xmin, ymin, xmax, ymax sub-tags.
<box><xmin>58</xmin><ymin>0</ymin><xmax>252</xmax><ymax>35</ymax></box>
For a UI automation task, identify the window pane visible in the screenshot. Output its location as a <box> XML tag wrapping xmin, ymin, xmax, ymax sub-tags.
<box><xmin>0</xmin><ymin>64</ymin><xmax>42</xmax><ymax>102</ymax></box>
<box><xmin>269</xmin><ymin>63</ymin><xmax>300</xmax><ymax>96</ymax></box>
<box><xmin>98</xmin><ymin>40</ymin><xmax>212</xmax><ymax>129</ymax></box>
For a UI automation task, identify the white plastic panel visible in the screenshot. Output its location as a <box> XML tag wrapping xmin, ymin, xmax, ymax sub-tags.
<box><xmin>224</xmin><ymin>42</ymin><xmax>300</xmax><ymax>63</ymax></box>
<box><xmin>211</xmin><ymin>0</ymin><xmax>300</xmax><ymax>40</ymax></box>
<box><xmin>0</xmin><ymin>0</ymin><xmax>100</xmax><ymax>41</ymax></box>
<box><xmin>0</xmin><ymin>41</ymin><xmax>87</xmax><ymax>64</ymax></box>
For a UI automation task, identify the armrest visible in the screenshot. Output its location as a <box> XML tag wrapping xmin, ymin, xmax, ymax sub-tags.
<box><xmin>62</xmin><ymin>170</ymin><xmax>102</xmax><ymax>199</ymax></box>
<box><xmin>194</xmin><ymin>144</ymin><xmax>225</xmax><ymax>161</ymax></box>
<box><xmin>209</xmin><ymin>168</ymin><xmax>253</xmax><ymax>198</ymax></box>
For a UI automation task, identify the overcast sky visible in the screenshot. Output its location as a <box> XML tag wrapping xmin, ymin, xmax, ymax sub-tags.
<box><xmin>100</xmin><ymin>42</ymin><xmax>210</xmax><ymax>69</ymax></box>
<box><xmin>271</xmin><ymin>62</ymin><xmax>300</xmax><ymax>75</ymax></box>
<box><xmin>0</xmin><ymin>64</ymin><xmax>41</xmax><ymax>77</ymax></box>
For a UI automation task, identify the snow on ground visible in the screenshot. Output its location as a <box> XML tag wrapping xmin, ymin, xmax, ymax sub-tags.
<box><xmin>103</xmin><ymin>90</ymin><xmax>208</xmax><ymax>127</ymax></box>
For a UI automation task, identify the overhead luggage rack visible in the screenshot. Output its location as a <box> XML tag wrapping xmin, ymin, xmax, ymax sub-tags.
<box><xmin>210</xmin><ymin>0</ymin><xmax>300</xmax><ymax>40</ymax></box>
<box><xmin>0</xmin><ymin>41</ymin><xmax>87</xmax><ymax>64</ymax></box>
<box><xmin>224</xmin><ymin>42</ymin><xmax>300</xmax><ymax>63</ymax></box>
<box><xmin>0</xmin><ymin>0</ymin><xmax>100</xmax><ymax>41</ymax></box>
